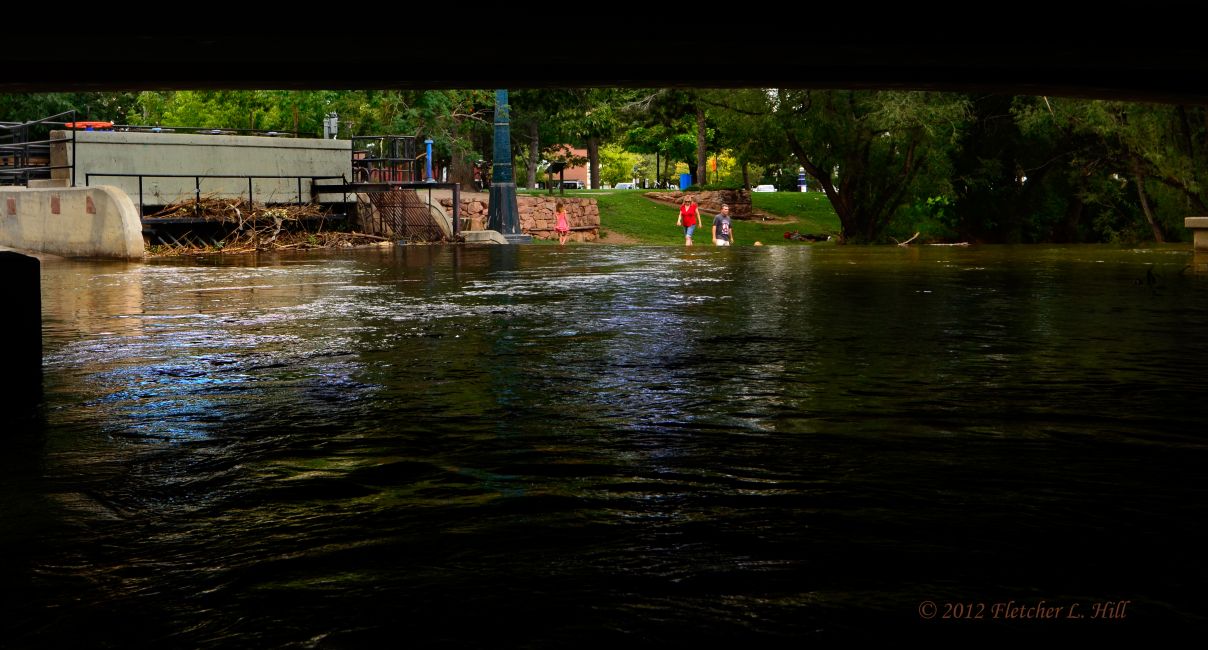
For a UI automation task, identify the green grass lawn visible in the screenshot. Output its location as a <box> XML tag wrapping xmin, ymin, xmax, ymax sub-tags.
<box><xmin>521</xmin><ymin>189</ymin><xmax>840</xmax><ymax>245</ymax></box>
<box><xmin>750</xmin><ymin>191</ymin><xmax>841</xmax><ymax>234</ymax></box>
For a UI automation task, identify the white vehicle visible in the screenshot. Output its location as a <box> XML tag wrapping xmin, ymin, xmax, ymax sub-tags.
<box><xmin>614</xmin><ymin>182</ymin><xmax>635</xmax><ymax>189</ymax></box>
<box><xmin>753</xmin><ymin>184</ymin><xmax>776</xmax><ymax>192</ymax></box>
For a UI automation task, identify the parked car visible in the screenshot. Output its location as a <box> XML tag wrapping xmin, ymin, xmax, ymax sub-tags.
<box><xmin>614</xmin><ymin>182</ymin><xmax>635</xmax><ymax>189</ymax></box>
<box><xmin>560</xmin><ymin>180</ymin><xmax>584</xmax><ymax>190</ymax></box>
<box><xmin>753</xmin><ymin>184</ymin><xmax>776</xmax><ymax>192</ymax></box>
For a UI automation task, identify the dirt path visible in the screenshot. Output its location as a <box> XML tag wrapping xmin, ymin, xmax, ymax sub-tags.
<box><xmin>746</xmin><ymin>213</ymin><xmax>798</xmax><ymax>225</ymax></box>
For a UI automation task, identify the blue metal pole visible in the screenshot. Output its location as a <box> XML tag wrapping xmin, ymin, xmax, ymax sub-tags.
<box><xmin>486</xmin><ymin>89</ymin><xmax>528</xmax><ymax>243</ymax></box>
<box><xmin>425</xmin><ymin>139</ymin><xmax>434</xmax><ymax>182</ymax></box>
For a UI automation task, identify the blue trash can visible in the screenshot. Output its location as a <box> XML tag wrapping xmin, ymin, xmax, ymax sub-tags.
<box><xmin>679</xmin><ymin>173</ymin><xmax>692</xmax><ymax>190</ymax></box>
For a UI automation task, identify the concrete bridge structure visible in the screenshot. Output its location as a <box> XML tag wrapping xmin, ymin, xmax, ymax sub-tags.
<box><xmin>1</xmin><ymin>130</ymin><xmax>353</xmax><ymax>259</ymax></box>
<box><xmin>3</xmin><ymin>34</ymin><xmax>1208</xmax><ymax>104</ymax></box>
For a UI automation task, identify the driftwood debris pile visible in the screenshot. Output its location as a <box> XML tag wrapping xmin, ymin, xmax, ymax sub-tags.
<box><xmin>892</xmin><ymin>231</ymin><xmax>971</xmax><ymax>247</ymax></box>
<box><xmin>143</xmin><ymin>198</ymin><xmax>388</xmax><ymax>256</ymax></box>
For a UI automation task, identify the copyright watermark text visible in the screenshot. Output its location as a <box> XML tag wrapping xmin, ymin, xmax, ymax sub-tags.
<box><xmin>917</xmin><ymin>600</ymin><xmax>1130</xmax><ymax>621</ymax></box>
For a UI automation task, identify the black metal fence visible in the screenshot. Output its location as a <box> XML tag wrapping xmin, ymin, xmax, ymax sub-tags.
<box><xmin>0</xmin><ymin>110</ymin><xmax>77</xmax><ymax>186</ymax></box>
<box><xmin>83</xmin><ymin>173</ymin><xmax>349</xmax><ymax>217</ymax></box>
<box><xmin>104</xmin><ymin>124</ymin><xmax>300</xmax><ymax>137</ymax></box>
<box><xmin>352</xmin><ymin>135</ymin><xmax>420</xmax><ymax>183</ymax></box>
<box><xmin>353</xmin><ymin>181</ymin><xmax>461</xmax><ymax>241</ymax></box>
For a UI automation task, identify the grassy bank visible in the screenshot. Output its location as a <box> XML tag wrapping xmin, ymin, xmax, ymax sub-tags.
<box><xmin>522</xmin><ymin>189</ymin><xmax>840</xmax><ymax>245</ymax></box>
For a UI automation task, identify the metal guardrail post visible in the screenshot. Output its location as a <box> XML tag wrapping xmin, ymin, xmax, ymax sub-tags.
<box><xmin>194</xmin><ymin>176</ymin><xmax>201</xmax><ymax>218</ymax></box>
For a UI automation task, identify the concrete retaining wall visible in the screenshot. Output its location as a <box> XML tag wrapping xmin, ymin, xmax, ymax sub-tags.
<box><xmin>0</xmin><ymin>186</ymin><xmax>144</xmax><ymax>259</ymax></box>
<box><xmin>51</xmin><ymin>130</ymin><xmax>351</xmax><ymax>208</ymax></box>
<box><xmin>1187</xmin><ymin>217</ymin><xmax>1208</xmax><ymax>251</ymax></box>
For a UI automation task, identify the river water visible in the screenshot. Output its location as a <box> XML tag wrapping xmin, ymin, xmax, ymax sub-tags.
<box><xmin>4</xmin><ymin>244</ymin><xmax>1207</xmax><ymax>645</ymax></box>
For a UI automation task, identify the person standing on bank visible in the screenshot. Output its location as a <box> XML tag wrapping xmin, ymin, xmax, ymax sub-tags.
<box><xmin>555</xmin><ymin>202</ymin><xmax>570</xmax><ymax>245</ymax></box>
<box><xmin>712</xmin><ymin>204</ymin><xmax>734</xmax><ymax>246</ymax></box>
<box><xmin>678</xmin><ymin>196</ymin><xmax>700</xmax><ymax>246</ymax></box>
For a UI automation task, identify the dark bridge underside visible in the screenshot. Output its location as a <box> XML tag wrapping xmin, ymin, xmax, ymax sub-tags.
<box><xmin>4</xmin><ymin>34</ymin><xmax>1208</xmax><ymax>104</ymax></box>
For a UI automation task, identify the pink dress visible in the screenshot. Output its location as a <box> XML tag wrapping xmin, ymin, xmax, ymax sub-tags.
<box><xmin>555</xmin><ymin>210</ymin><xmax>569</xmax><ymax>233</ymax></box>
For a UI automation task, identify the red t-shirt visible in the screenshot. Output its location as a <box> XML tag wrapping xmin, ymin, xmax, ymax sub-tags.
<box><xmin>679</xmin><ymin>203</ymin><xmax>698</xmax><ymax>227</ymax></box>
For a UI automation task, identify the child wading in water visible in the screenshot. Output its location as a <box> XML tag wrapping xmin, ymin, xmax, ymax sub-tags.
<box><xmin>555</xmin><ymin>202</ymin><xmax>570</xmax><ymax>245</ymax></box>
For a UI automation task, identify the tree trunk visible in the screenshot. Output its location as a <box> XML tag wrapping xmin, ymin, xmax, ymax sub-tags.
<box><xmin>449</xmin><ymin>121</ymin><xmax>475</xmax><ymax>188</ymax></box>
<box><xmin>742</xmin><ymin>160</ymin><xmax>749</xmax><ymax>189</ymax></box>
<box><xmin>527</xmin><ymin>121</ymin><xmax>540</xmax><ymax>189</ymax></box>
<box><xmin>1132</xmin><ymin>157</ymin><xmax>1165</xmax><ymax>242</ymax></box>
<box><xmin>786</xmin><ymin>130</ymin><xmax>850</xmax><ymax>242</ymax></box>
<box><xmin>587</xmin><ymin>136</ymin><xmax>600</xmax><ymax>190</ymax></box>
<box><xmin>1057</xmin><ymin>196</ymin><xmax>1084</xmax><ymax>243</ymax></box>
<box><xmin>696</xmin><ymin>105</ymin><xmax>707</xmax><ymax>186</ymax></box>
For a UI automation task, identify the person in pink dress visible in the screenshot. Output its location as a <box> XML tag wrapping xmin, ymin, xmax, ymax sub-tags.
<box><xmin>555</xmin><ymin>202</ymin><xmax>570</xmax><ymax>245</ymax></box>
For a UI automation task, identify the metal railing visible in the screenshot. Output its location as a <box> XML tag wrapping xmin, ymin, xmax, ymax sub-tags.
<box><xmin>84</xmin><ymin>172</ymin><xmax>349</xmax><ymax>217</ymax></box>
<box><xmin>104</xmin><ymin>124</ymin><xmax>301</xmax><ymax>137</ymax></box>
<box><xmin>0</xmin><ymin>110</ymin><xmax>77</xmax><ymax>186</ymax></box>
<box><xmin>352</xmin><ymin>135</ymin><xmax>421</xmax><ymax>183</ymax></box>
<box><xmin>352</xmin><ymin>181</ymin><xmax>461</xmax><ymax>238</ymax></box>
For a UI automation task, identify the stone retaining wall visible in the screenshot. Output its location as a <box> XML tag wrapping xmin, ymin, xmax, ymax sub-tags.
<box><xmin>651</xmin><ymin>189</ymin><xmax>754</xmax><ymax>219</ymax></box>
<box><xmin>441</xmin><ymin>192</ymin><xmax>600</xmax><ymax>242</ymax></box>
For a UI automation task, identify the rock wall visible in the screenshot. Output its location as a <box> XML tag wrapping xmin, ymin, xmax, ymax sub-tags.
<box><xmin>440</xmin><ymin>192</ymin><xmax>600</xmax><ymax>242</ymax></box>
<box><xmin>652</xmin><ymin>189</ymin><xmax>754</xmax><ymax>219</ymax></box>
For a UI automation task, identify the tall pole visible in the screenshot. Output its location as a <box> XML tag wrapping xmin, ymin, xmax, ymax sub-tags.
<box><xmin>425</xmin><ymin>139</ymin><xmax>434</xmax><ymax>182</ymax></box>
<box><xmin>487</xmin><ymin>89</ymin><xmax>530</xmax><ymax>243</ymax></box>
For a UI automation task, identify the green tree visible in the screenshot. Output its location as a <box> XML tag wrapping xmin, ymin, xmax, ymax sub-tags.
<box><xmin>622</xmin><ymin>124</ymin><xmax>696</xmax><ymax>187</ymax></box>
<box><xmin>510</xmin><ymin>90</ymin><xmax>576</xmax><ymax>188</ymax></box>
<box><xmin>1012</xmin><ymin>96</ymin><xmax>1200</xmax><ymax>243</ymax></box>
<box><xmin>623</xmin><ymin>90</ymin><xmax>713</xmax><ymax>185</ymax></box>
<box><xmin>1</xmin><ymin>91</ymin><xmax>142</xmax><ymax>134</ymax></box>
<box><xmin>399</xmin><ymin>90</ymin><xmax>493</xmax><ymax>186</ymax></box>
<box><xmin>598</xmin><ymin>143</ymin><xmax>641</xmax><ymax>186</ymax></box>
<box><xmin>554</xmin><ymin>88</ymin><xmax>637</xmax><ymax>189</ymax></box>
<box><xmin>716</xmin><ymin>89</ymin><xmax>967</xmax><ymax>243</ymax></box>
<box><xmin>136</xmin><ymin>90</ymin><xmax>344</xmax><ymax>135</ymax></box>
<box><xmin>705</xmin><ymin>88</ymin><xmax>796</xmax><ymax>189</ymax></box>
<box><xmin>944</xmin><ymin>94</ymin><xmax>1071</xmax><ymax>243</ymax></box>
